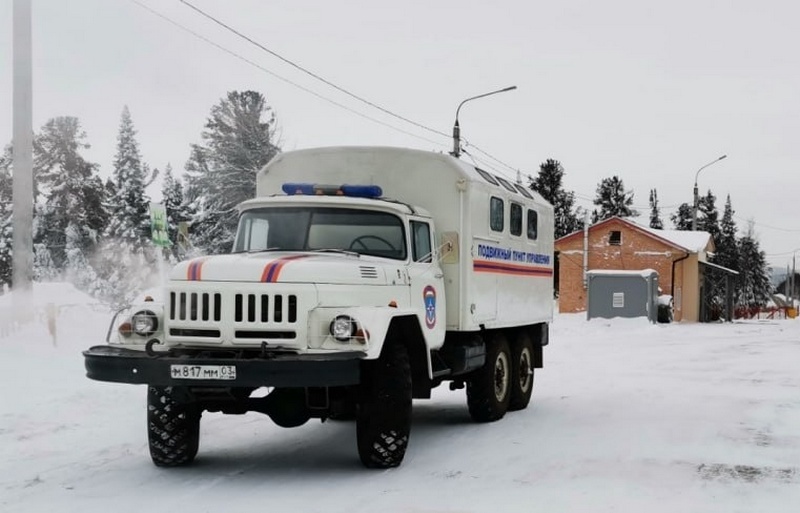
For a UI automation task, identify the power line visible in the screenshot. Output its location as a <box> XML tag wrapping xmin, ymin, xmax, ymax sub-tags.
<box><xmin>461</xmin><ymin>137</ymin><xmax>522</xmax><ymax>178</ymax></box>
<box><xmin>732</xmin><ymin>214</ymin><xmax>800</xmax><ymax>233</ymax></box>
<box><xmin>128</xmin><ymin>0</ymin><xmax>443</xmax><ymax>147</ymax></box>
<box><xmin>178</xmin><ymin>0</ymin><xmax>451</xmax><ymax>141</ymax></box>
<box><xmin>137</xmin><ymin>1</ymin><xmax>533</xmax><ymax>180</ymax></box>
<box><xmin>764</xmin><ymin>248</ymin><xmax>800</xmax><ymax>257</ymax></box>
<box><xmin>461</xmin><ymin>149</ymin><xmax>513</xmax><ymax>180</ymax></box>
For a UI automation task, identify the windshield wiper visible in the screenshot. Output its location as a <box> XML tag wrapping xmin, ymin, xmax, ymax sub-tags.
<box><xmin>232</xmin><ymin>247</ymin><xmax>283</xmax><ymax>254</ymax></box>
<box><xmin>311</xmin><ymin>248</ymin><xmax>361</xmax><ymax>258</ymax></box>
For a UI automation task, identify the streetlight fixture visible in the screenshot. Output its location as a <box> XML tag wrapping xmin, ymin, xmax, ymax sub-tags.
<box><xmin>692</xmin><ymin>154</ymin><xmax>727</xmax><ymax>231</ymax></box>
<box><xmin>451</xmin><ymin>86</ymin><xmax>517</xmax><ymax>158</ymax></box>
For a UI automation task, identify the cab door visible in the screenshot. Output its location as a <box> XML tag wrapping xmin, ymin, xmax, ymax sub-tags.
<box><xmin>408</xmin><ymin>217</ymin><xmax>446</xmax><ymax>348</ymax></box>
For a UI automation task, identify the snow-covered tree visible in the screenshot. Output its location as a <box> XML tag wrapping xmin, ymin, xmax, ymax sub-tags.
<box><xmin>670</xmin><ymin>203</ymin><xmax>693</xmax><ymax>231</ymax></box>
<box><xmin>95</xmin><ymin>107</ymin><xmax>159</xmax><ymax>305</ymax></box>
<box><xmin>0</xmin><ymin>145</ymin><xmax>13</xmax><ymax>288</ymax></box>
<box><xmin>104</xmin><ymin>177</ymin><xmax>117</xmax><ymax>203</ymax></box>
<box><xmin>648</xmin><ymin>188</ymin><xmax>663</xmax><ymax>229</ymax></box>
<box><xmin>713</xmin><ymin>195</ymin><xmax>739</xmax><ymax>272</ymax></box>
<box><xmin>64</xmin><ymin>223</ymin><xmax>103</xmax><ymax>296</ymax></box>
<box><xmin>104</xmin><ymin>106</ymin><xmax>153</xmax><ymax>249</ymax></box>
<box><xmin>529</xmin><ymin>159</ymin><xmax>582</xmax><ymax>239</ymax></box>
<box><xmin>591</xmin><ymin>175</ymin><xmax>638</xmax><ymax>223</ymax></box>
<box><xmin>161</xmin><ymin>163</ymin><xmax>194</xmax><ymax>261</ymax></box>
<box><xmin>697</xmin><ymin>190</ymin><xmax>720</xmax><ymax>242</ymax></box>
<box><xmin>32</xmin><ymin>242</ymin><xmax>58</xmax><ymax>282</ymax></box>
<box><xmin>736</xmin><ymin>222</ymin><xmax>772</xmax><ymax>307</ymax></box>
<box><xmin>33</xmin><ymin>117</ymin><xmax>108</xmax><ymax>281</ymax></box>
<box><xmin>185</xmin><ymin>91</ymin><xmax>280</xmax><ymax>254</ymax></box>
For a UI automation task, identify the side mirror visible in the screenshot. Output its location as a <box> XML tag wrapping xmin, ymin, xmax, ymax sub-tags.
<box><xmin>440</xmin><ymin>232</ymin><xmax>459</xmax><ymax>264</ymax></box>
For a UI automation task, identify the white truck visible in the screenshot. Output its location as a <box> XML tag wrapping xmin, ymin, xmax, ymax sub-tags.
<box><xmin>84</xmin><ymin>146</ymin><xmax>554</xmax><ymax>468</ymax></box>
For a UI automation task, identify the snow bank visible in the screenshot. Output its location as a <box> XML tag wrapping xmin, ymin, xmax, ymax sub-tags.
<box><xmin>0</xmin><ymin>281</ymin><xmax>98</xmax><ymax>309</ymax></box>
<box><xmin>1</xmin><ymin>298</ymin><xmax>799</xmax><ymax>513</ymax></box>
<box><xmin>0</xmin><ymin>282</ymin><xmax>111</xmax><ymax>348</ymax></box>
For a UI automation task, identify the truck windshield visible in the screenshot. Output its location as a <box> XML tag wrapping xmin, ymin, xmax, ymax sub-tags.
<box><xmin>233</xmin><ymin>207</ymin><xmax>407</xmax><ymax>260</ymax></box>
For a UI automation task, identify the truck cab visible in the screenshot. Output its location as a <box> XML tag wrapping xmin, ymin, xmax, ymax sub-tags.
<box><xmin>165</xmin><ymin>186</ymin><xmax>446</xmax><ymax>360</ymax></box>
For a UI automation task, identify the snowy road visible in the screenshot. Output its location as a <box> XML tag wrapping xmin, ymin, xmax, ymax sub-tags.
<box><xmin>2</xmin><ymin>296</ymin><xmax>799</xmax><ymax>513</ymax></box>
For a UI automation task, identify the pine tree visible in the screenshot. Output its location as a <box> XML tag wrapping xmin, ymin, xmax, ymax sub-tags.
<box><xmin>105</xmin><ymin>106</ymin><xmax>153</xmax><ymax>248</ymax></box>
<box><xmin>95</xmin><ymin>107</ymin><xmax>158</xmax><ymax>305</ymax></box>
<box><xmin>670</xmin><ymin>203</ymin><xmax>693</xmax><ymax>230</ymax></box>
<box><xmin>529</xmin><ymin>159</ymin><xmax>581</xmax><ymax>238</ymax></box>
<box><xmin>104</xmin><ymin>177</ymin><xmax>117</xmax><ymax>202</ymax></box>
<box><xmin>697</xmin><ymin>190</ymin><xmax>721</xmax><ymax>242</ymax></box>
<box><xmin>0</xmin><ymin>145</ymin><xmax>13</xmax><ymax>289</ymax></box>
<box><xmin>648</xmin><ymin>188</ymin><xmax>663</xmax><ymax>229</ymax></box>
<box><xmin>736</xmin><ymin>222</ymin><xmax>772</xmax><ymax>307</ymax></box>
<box><xmin>161</xmin><ymin>163</ymin><xmax>193</xmax><ymax>261</ymax></box>
<box><xmin>714</xmin><ymin>195</ymin><xmax>739</xmax><ymax>271</ymax></box>
<box><xmin>33</xmin><ymin>117</ymin><xmax>108</xmax><ymax>284</ymax></box>
<box><xmin>185</xmin><ymin>91</ymin><xmax>280</xmax><ymax>254</ymax></box>
<box><xmin>591</xmin><ymin>175</ymin><xmax>638</xmax><ymax>223</ymax></box>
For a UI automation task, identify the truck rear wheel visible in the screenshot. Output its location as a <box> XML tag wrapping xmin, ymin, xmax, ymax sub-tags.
<box><xmin>147</xmin><ymin>386</ymin><xmax>200</xmax><ymax>467</ymax></box>
<box><xmin>508</xmin><ymin>332</ymin><xmax>534</xmax><ymax>411</ymax></box>
<box><xmin>467</xmin><ymin>333</ymin><xmax>511</xmax><ymax>422</ymax></box>
<box><xmin>356</xmin><ymin>341</ymin><xmax>412</xmax><ymax>468</ymax></box>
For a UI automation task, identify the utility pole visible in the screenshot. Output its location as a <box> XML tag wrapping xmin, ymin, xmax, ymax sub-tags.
<box><xmin>12</xmin><ymin>0</ymin><xmax>34</xmax><ymax>296</ymax></box>
<box><xmin>692</xmin><ymin>155</ymin><xmax>727</xmax><ymax>231</ymax></box>
<box><xmin>792</xmin><ymin>254</ymin><xmax>797</xmax><ymax>306</ymax></box>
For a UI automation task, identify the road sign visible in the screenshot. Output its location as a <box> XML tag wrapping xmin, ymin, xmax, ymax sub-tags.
<box><xmin>149</xmin><ymin>203</ymin><xmax>171</xmax><ymax>247</ymax></box>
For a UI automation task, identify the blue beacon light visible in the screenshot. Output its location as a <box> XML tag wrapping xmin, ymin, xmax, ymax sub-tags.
<box><xmin>340</xmin><ymin>184</ymin><xmax>382</xmax><ymax>198</ymax></box>
<box><xmin>282</xmin><ymin>183</ymin><xmax>382</xmax><ymax>198</ymax></box>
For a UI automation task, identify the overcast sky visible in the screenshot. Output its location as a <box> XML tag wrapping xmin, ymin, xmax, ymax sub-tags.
<box><xmin>1</xmin><ymin>0</ymin><xmax>799</xmax><ymax>269</ymax></box>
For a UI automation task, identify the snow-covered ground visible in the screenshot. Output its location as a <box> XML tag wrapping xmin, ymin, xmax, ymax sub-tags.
<box><xmin>2</xmin><ymin>284</ymin><xmax>799</xmax><ymax>513</ymax></box>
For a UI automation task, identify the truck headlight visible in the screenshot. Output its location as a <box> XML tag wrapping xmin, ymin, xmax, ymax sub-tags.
<box><xmin>330</xmin><ymin>315</ymin><xmax>356</xmax><ymax>342</ymax></box>
<box><xmin>131</xmin><ymin>310</ymin><xmax>158</xmax><ymax>337</ymax></box>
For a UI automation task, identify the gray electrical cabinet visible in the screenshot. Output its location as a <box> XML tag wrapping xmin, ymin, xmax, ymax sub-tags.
<box><xmin>586</xmin><ymin>269</ymin><xmax>659</xmax><ymax>323</ymax></box>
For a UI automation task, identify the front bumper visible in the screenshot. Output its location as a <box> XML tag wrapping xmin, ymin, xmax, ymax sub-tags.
<box><xmin>83</xmin><ymin>345</ymin><xmax>362</xmax><ymax>387</ymax></box>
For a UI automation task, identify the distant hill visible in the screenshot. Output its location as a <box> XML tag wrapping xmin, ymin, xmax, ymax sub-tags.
<box><xmin>773</xmin><ymin>271</ymin><xmax>800</xmax><ymax>296</ymax></box>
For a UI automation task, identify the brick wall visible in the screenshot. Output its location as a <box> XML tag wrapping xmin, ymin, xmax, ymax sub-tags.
<box><xmin>555</xmin><ymin>219</ymin><xmax>687</xmax><ymax>313</ymax></box>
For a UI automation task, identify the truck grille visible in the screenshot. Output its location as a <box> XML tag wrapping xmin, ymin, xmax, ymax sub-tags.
<box><xmin>167</xmin><ymin>288</ymin><xmax>305</xmax><ymax>345</ymax></box>
<box><xmin>169</xmin><ymin>292</ymin><xmax>222</xmax><ymax>321</ymax></box>
<box><xmin>169</xmin><ymin>292</ymin><xmax>298</xmax><ymax>324</ymax></box>
<box><xmin>234</xmin><ymin>293</ymin><xmax>298</xmax><ymax>323</ymax></box>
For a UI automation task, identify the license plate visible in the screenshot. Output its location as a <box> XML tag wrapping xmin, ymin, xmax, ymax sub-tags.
<box><xmin>170</xmin><ymin>364</ymin><xmax>237</xmax><ymax>380</ymax></box>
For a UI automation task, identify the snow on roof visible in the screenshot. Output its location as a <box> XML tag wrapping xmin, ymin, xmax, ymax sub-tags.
<box><xmin>639</xmin><ymin>227</ymin><xmax>711</xmax><ymax>253</ymax></box>
<box><xmin>587</xmin><ymin>268</ymin><xmax>658</xmax><ymax>277</ymax></box>
<box><xmin>557</xmin><ymin>217</ymin><xmax>713</xmax><ymax>254</ymax></box>
<box><xmin>630</xmin><ymin>220</ymin><xmax>712</xmax><ymax>253</ymax></box>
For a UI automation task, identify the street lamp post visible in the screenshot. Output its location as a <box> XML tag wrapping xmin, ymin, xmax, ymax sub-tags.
<box><xmin>692</xmin><ymin>154</ymin><xmax>727</xmax><ymax>231</ymax></box>
<box><xmin>451</xmin><ymin>86</ymin><xmax>517</xmax><ymax>158</ymax></box>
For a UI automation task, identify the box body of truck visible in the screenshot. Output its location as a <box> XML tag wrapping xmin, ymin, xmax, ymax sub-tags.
<box><xmin>257</xmin><ymin>146</ymin><xmax>554</xmax><ymax>333</ymax></box>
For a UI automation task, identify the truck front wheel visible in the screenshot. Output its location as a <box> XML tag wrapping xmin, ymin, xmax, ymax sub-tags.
<box><xmin>467</xmin><ymin>333</ymin><xmax>511</xmax><ymax>422</ymax></box>
<box><xmin>356</xmin><ymin>341</ymin><xmax>412</xmax><ymax>468</ymax></box>
<box><xmin>147</xmin><ymin>386</ymin><xmax>201</xmax><ymax>467</ymax></box>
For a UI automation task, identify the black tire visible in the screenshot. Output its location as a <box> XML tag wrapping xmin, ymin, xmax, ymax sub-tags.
<box><xmin>147</xmin><ymin>386</ymin><xmax>200</xmax><ymax>467</ymax></box>
<box><xmin>356</xmin><ymin>341</ymin><xmax>412</xmax><ymax>468</ymax></box>
<box><xmin>508</xmin><ymin>332</ymin><xmax>534</xmax><ymax>411</ymax></box>
<box><xmin>467</xmin><ymin>333</ymin><xmax>511</xmax><ymax>422</ymax></box>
